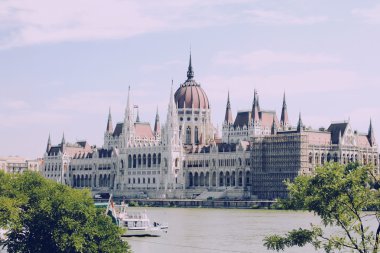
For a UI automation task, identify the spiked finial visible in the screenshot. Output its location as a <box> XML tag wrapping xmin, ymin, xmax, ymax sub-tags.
<box><xmin>106</xmin><ymin>107</ymin><xmax>113</xmax><ymax>133</ymax></box>
<box><xmin>280</xmin><ymin>91</ymin><xmax>290</xmax><ymax>128</ymax></box>
<box><xmin>368</xmin><ymin>118</ymin><xmax>376</xmax><ymax>146</ymax></box>
<box><xmin>46</xmin><ymin>134</ymin><xmax>51</xmax><ymax>153</ymax></box>
<box><xmin>297</xmin><ymin>112</ymin><xmax>303</xmax><ymax>132</ymax></box>
<box><xmin>252</xmin><ymin>89</ymin><xmax>260</xmax><ymax>123</ymax></box>
<box><xmin>224</xmin><ymin>91</ymin><xmax>233</xmax><ymax>124</ymax></box>
<box><xmin>61</xmin><ymin>132</ymin><xmax>66</xmax><ymax>145</ymax></box>
<box><xmin>187</xmin><ymin>52</ymin><xmax>194</xmax><ymax>80</ymax></box>
<box><xmin>154</xmin><ymin>106</ymin><xmax>161</xmax><ymax>135</ymax></box>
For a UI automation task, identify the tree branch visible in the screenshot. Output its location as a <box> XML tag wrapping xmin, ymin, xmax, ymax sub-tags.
<box><xmin>334</xmin><ymin>214</ymin><xmax>363</xmax><ymax>253</ymax></box>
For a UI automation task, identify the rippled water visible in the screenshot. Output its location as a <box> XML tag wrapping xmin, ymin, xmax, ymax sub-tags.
<box><xmin>125</xmin><ymin>207</ymin><xmax>322</xmax><ymax>253</ymax></box>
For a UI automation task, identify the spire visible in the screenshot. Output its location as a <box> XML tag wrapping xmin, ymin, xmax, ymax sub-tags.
<box><xmin>280</xmin><ymin>92</ymin><xmax>289</xmax><ymax>128</ymax></box>
<box><xmin>297</xmin><ymin>112</ymin><xmax>304</xmax><ymax>132</ymax></box>
<box><xmin>224</xmin><ymin>91</ymin><xmax>233</xmax><ymax>124</ymax></box>
<box><xmin>61</xmin><ymin>132</ymin><xmax>66</xmax><ymax>146</ymax></box>
<box><xmin>136</xmin><ymin>107</ymin><xmax>140</xmax><ymax>123</ymax></box>
<box><xmin>154</xmin><ymin>106</ymin><xmax>161</xmax><ymax>135</ymax></box>
<box><xmin>271</xmin><ymin>116</ymin><xmax>277</xmax><ymax>135</ymax></box>
<box><xmin>46</xmin><ymin>134</ymin><xmax>51</xmax><ymax>153</ymax></box>
<box><xmin>124</xmin><ymin>86</ymin><xmax>132</xmax><ymax>122</ymax></box>
<box><xmin>187</xmin><ymin>52</ymin><xmax>194</xmax><ymax>80</ymax></box>
<box><xmin>252</xmin><ymin>89</ymin><xmax>260</xmax><ymax>123</ymax></box>
<box><xmin>368</xmin><ymin>118</ymin><xmax>376</xmax><ymax>146</ymax></box>
<box><xmin>106</xmin><ymin>107</ymin><xmax>113</xmax><ymax>133</ymax></box>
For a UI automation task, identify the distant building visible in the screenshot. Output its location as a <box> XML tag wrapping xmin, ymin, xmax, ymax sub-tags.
<box><xmin>0</xmin><ymin>156</ymin><xmax>41</xmax><ymax>174</ymax></box>
<box><xmin>251</xmin><ymin>113</ymin><xmax>379</xmax><ymax>199</ymax></box>
<box><xmin>42</xmin><ymin>53</ymin><xmax>379</xmax><ymax>200</ymax></box>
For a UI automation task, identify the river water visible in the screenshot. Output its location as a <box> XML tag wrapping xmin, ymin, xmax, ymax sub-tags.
<box><xmin>125</xmin><ymin>207</ymin><xmax>322</xmax><ymax>253</ymax></box>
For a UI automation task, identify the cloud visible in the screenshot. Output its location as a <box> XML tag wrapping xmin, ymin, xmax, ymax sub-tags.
<box><xmin>0</xmin><ymin>0</ymin><xmax>330</xmax><ymax>49</ymax></box>
<box><xmin>3</xmin><ymin>100</ymin><xmax>29</xmax><ymax>110</ymax></box>
<box><xmin>51</xmin><ymin>91</ymin><xmax>126</xmax><ymax>115</ymax></box>
<box><xmin>352</xmin><ymin>4</ymin><xmax>380</xmax><ymax>24</ymax></box>
<box><xmin>214</xmin><ymin>50</ymin><xmax>340</xmax><ymax>69</ymax></box>
<box><xmin>244</xmin><ymin>9</ymin><xmax>328</xmax><ymax>25</ymax></box>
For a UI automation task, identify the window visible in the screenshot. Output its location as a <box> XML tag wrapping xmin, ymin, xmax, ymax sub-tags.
<box><xmin>186</xmin><ymin>127</ymin><xmax>191</xmax><ymax>144</ymax></box>
<box><xmin>195</xmin><ymin>126</ymin><xmax>199</xmax><ymax>144</ymax></box>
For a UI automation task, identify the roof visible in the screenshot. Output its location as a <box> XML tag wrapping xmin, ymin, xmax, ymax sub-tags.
<box><xmin>357</xmin><ymin>135</ymin><xmax>371</xmax><ymax>148</ymax></box>
<box><xmin>327</xmin><ymin>122</ymin><xmax>348</xmax><ymax>144</ymax></box>
<box><xmin>234</xmin><ymin>111</ymin><xmax>251</xmax><ymax>128</ymax></box>
<box><xmin>113</xmin><ymin>123</ymin><xmax>124</xmax><ymax>137</ymax></box>
<box><xmin>305</xmin><ymin>131</ymin><xmax>332</xmax><ymax>145</ymax></box>
<box><xmin>259</xmin><ymin>111</ymin><xmax>279</xmax><ymax>129</ymax></box>
<box><xmin>174</xmin><ymin>81</ymin><xmax>210</xmax><ymax>110</ymax></box>
<box><xmin>134</xmin><ymin>122</ymin><xmax>154</xmax><ymax>139</ymax></box>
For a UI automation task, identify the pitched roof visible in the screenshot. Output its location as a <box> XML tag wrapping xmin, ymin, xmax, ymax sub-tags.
<box><xmin>113</xmin><ymin>123</ymin><xmax>124</xmax><ymax>137</ymax></box>
<box><xmin>134</xmin><ymin>122</ymin><xmax>154</xmax><ymax>139</ymax></box>
<box><xmin>234</xmin><ymin>111</ymin><xmax>251</xmax><ymax>128</ymax></box>
<box><xmin>327</xmin><ymin>122</ymin><xmax>348</xmax><ymax>144</ymax></box>
<box><xmin>260</xmin><ymin>111</ymin><xmax>279</xmax><ymax>129</ymax></box>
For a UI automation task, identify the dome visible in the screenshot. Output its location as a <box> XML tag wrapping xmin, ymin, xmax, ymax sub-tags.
<box><xmin>174</xmin><ymin>54</ymin><xmax>210</xmax><ymax>110</ymax></box>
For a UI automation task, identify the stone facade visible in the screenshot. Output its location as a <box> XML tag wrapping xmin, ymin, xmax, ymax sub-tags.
<box><xmin>42</xmin><ymin>54</ymin><xmax>379</xmax><ymax>200</ymax></box>
<box><xmin>251</xmin><ymin>116</ymin><xmax>379</xmax><ymax>200</ymax></box>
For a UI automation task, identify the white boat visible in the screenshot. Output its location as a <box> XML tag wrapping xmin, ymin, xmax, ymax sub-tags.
<box><xmin>102</xmin><ymin>196</ymin><xmax>168</xmax><ymax>237</ymax></box>
<box><xmin>116</xmin><ymin>205</ymin><xmax>168</xmax><ymax>237</ymax></box>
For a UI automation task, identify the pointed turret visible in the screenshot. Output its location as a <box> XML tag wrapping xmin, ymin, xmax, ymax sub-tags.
<box><xmin>124</xmin><ymin>86</ymin><xmax>132</xmax><ymax>122</ymax></box>
<box><xmin>123</xmin><ymin>86</ymin><xmax>135</xmax><ymax>143</ymax></box>
<box><xmin>368</xmin><ymin>118</ymin><xmax>376</xmax><ymax>146</ymax></box>
<box><xmin>297</xmin><ymin>112</ymin><xmax>304</xmax><ymax>132</ymax></box>
<box><xmin>106</xmin><ymin>107</ymin><xmax>113</xmax><ymax>133</ymax></box>
<box><xmin>61</xmin><ymin>132</ymin><xmax>66</xmax><ymax>145</ymax></box>
<box><xmin>154</xmin><ymin>106</ymin><xmax>161</xmax><ymax>135</ymax></box>
<box><xmin>46</xmin><ymin>134</ymin><xmax>51</xmax><ymax>153</ymax></box>
<box><xmin>166</xmin><ymin>80</ymin><xmax>180</xmax><ymax>146</ymax></box>
<box><xmin>224</xmin><ymin>91</ymin><xmax>233</xmax><ymax>124</ymax></box>
<box><xmin>280</xmin><ymin>92</ymin><xmax>290</xmax><ymax>129</ymax></box>
<box><xmin>187</xmin><ymin>52</ymin><xmax>194</xmax><ymax>80</ymax></box>
<box><xmin>136</xmin><ymin>107</ymin><xmax>140</xmax><ymax>123</ymax></box>
<box><xmin>251</xmin><ymin>89</ymin><xmax>260</xmax><ymax>123</ymax></box>
<box><xmin>271</xmin><ymin>117</ymin><xmax>277</xmax><ymax>135</ymax></box>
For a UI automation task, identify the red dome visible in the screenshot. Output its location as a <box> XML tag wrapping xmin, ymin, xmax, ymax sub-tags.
<box><xmin>174</xmin><ymin>54</ymin><xmax>210</xmax><ymax>110</ymax></box>
<box><xmin>174</xmin><ymin>81</ymin><xmax>210</xmax><ymax>110</ymax></box>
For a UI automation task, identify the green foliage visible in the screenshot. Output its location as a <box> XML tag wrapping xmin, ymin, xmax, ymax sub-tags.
<box><xmin>263</xmin><ymin>163</ymin><xmax>380</xmax><ymax>253</ymax></box>
<box><xmin>0</xmin><ymin>171</ymin><xmax>130</xmax><ymax>253</ymax></box>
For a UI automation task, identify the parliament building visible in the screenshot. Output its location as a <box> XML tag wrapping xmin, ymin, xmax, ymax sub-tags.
<box><xmin>42</xmin><ymin>54</ymin><xmax>379</xmax><ymax>200</ymax></box>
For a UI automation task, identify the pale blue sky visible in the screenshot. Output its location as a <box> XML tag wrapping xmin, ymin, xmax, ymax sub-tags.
<box><xmin>1</xmin><ymin>0</ymin><xmax>380</xmax><ymax>158</ymax></box>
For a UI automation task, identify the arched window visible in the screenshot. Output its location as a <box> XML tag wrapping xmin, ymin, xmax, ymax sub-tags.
<box><xmin>158</xmin><ymin>153</ymin><xmax>161</xmax><ymax>164</ymax></box>
<box><xmin>321</xmin><ymin>154</ymin><xmax>325</xmax><ymax>165</ymax></box>
<box><xmin>133</xmin><ymin>155</ymin><xmax>136</xmax><ymax>168</ymax></box>
<box><xmin>308</xmin><ymin>153</ymin><xmax>313</xmax><ymax>164</ymax></box>
<box><xmin>327</xmin><ymin>153</ymin><xmax>331</xmax><ymax>162</ymax></box>
<box><xmin>148</xmin><ymin>154</ymin><xmax>151</xmax><ymax>167</ymax></box>
<box><xmin>333</xmin><ymin>153</ymin><xmax>338</xmax><ymax>162</ymax></box>
<box><xmin>195</xmin><ymin>126</ymin><xmax>199</xmax><ymax>144</ymax></box>
<box><xmin>128</xmin><ymin>155</ymin><xmax>132</xmax><ymax>168</ymax></box>
<box><xmin>143</xmin><ymin>154</ymin><xmax>147</xmax><ymax>165</ymax></box>
<box><xmin>175</xmin><ymin>158</ymin><xmax>179</xmax><ymax>167</ymax></box>
<box><xmin>121</xmin><ymin>160</ymin><xmax>124</xmax><ymax>169</ymax></box>
<box><xmin>186</xmin><ymin>126</ymin><xmax>191</xmax><ymax>144</ymax></box>
<box><xmin>138</xmin><ymin>155</ymin><xmax>141</xmax><ymax>166</ymax></box>
<box><xmin>153</xmin><ymin>153</ymin><xmax>157</xmax><ymax>165</ymax></box>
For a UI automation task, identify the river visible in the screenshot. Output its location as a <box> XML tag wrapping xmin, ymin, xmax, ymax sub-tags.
<box><xmin>125</xmin><ymin>207</ymin><xmax>322</xmax><ymax>253</ymax></box>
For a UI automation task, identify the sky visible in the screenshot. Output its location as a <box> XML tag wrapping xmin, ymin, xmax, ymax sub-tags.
<box><xmin>1</xmin><ymin>0</ymin><xmax>380</xmax><ymax>159</ymax></box>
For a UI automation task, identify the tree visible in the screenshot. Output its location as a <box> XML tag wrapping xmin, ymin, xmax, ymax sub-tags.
<box><xmin>263</xmin><ymin>163</ymin><xmax>380</xmax><ymax>253</ymax></box>
<box><xmin>0</xmin><ymin>171</ymin><xmax>130</xmax><ymax>253</ymax></box>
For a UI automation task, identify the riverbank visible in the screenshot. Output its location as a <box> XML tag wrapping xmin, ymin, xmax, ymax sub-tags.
<box><xmin>116</xmin><ymin>198</ymin><xmax>277</xmax><ymax>209</ymax></box>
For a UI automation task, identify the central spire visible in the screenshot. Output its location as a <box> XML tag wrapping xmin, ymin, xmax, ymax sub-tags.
<box><xmin>187</xmin><ymin>52</ymin><xmax>194</xmax><ymax>80</ymax></box>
